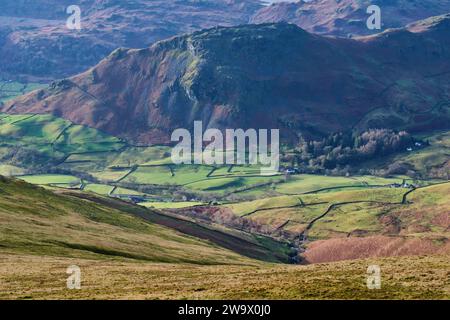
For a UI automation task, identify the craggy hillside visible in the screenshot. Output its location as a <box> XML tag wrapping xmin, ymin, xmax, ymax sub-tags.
<box><xmin>0</xmin><ymin>0</ymin><xmax>263</xmax><ymax>80</ymax></box>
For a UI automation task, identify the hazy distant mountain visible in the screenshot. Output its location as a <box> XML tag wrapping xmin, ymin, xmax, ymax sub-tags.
<box><xmin>0</xmin><ymin>0</ymin><xmax>263</xmax><ymax>81</ymax></box>
<box><xmin>251</xmin><ymin>0</ymin><xmax>450</xmax><ymax>37</ymax></box>
<box><xmin>4</xmin><ymin>15</ymin><xmax>450</xmax><ymax>144</ymax></box>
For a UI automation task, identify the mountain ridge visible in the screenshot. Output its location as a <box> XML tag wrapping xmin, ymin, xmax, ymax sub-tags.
<box><xmin>3</xmin><ymin>16</ymin><xmax>450</xmax><ymax>144</ymax></box>
<box><xmin>0</xmin><ymin>0</ymin><xmax>264</xmax><ymax>80</ymax></box>
<box><xmin>251</xmin><ymin>0</ymin><xmax>450</xmax><ymax>37</ymax></box>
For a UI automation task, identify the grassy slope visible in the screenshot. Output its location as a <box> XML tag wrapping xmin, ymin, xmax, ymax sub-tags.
<box><xmin>139</xmin><ymin>201</ymin><xmax>204</xmax><ymax>209</ymax></box>
<box><xmin>83</xmin><ymin>183</ymin><xmax>115</xmax><ymax>195</ymax></box>
<box><xmin>363</xmin><ymin>130</ymin><xmax>450</xmax><ymax>178</ymax></box>
<box><xmin>225</xmin><ymin>188</ymin><xmax>406</xmax><ymax>217</ymax></box>
<box><xmin>1</xmin><ymin>253</ymin><xmax>448</xmax><ymax>300</ymax></box>
<box><xmin>0</xmin><ymin>165</ymin><xmax>25</xmax><ymax>176</ymax></box>
<box><xmin>17</xmin><ymin>174</ymin><xmax>81</xmax><ymax>185</ymax></box>
<box><xmin>308</xmin><ymin>182</ymin><xmax>450</xmax><ymax>241</ymax></box>
<box><xmin>275</xmin><ymin>175</ymin><xmax>403</xmax><ymax>194</ymax></box>
<box><xmin>1</xmin><ymin>112</ymin><xmax>446</xmax><ymax>204</ymax></box>
<box><xmin>0</xmin><ymin>81</ymin><xmax>46</xmax><ymax>103</ymax></box>
<box><xmin>63</xmin><ymin>191</ymin><xmax>292</xmax><ymax>263</ymax></box>
<box><xmin>223</xmin><ymin>184</ymin><xmax>450</xmax><ymax>260</ymax></box>
<box><xmin>0</xmin><ymin>113</ymin><xmax>124</xmax><ymax>162</ymax></box>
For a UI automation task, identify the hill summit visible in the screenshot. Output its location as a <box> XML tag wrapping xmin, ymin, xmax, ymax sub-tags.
<box><xmin>3</xmin><ymin>18</ymin><xmax>450</xmax><ymax>144</ymax></box>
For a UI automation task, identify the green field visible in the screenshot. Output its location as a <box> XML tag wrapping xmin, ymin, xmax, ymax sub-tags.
<box><xmin>275</xmin><ymin>174</ymin><xmax>403</xmax><ymax>194</ymax></box>
<box><xmin>0</xmin><ymin>80</ymin><xmax>46</xmax><ymax>103</ymax></box>
<box><xmin>111</xmin><ymin>146</ymin><xmax>172</xmax><ymax>167</ymax></box>
<box><xmin>112</xmin><ymin>187</ymin><xmax>145</xmax><ymax>196</ymax></box>
<box><xmin>123</xmin><ymin>166</ymin><xmax>173</xmax><ymax>185</ymax></box>
<box><xmin>0</xmin><ymin>164</ymin><xmax>26</xmax><ymax>176</ymax></box>
<box><xmin>89</xmin><ymin>169</ymin><xmax>131</xmax><ymax>182</ymax></box>
<box><xmin>0</xmin><ymin>176</ymin><xmax>448</xmax><ymax>299</ymax></box>
<box><xmin>0</xmin><ymin>177</ymin><xmax>259</xmax><ymax>265</ymax></box>
<box><xmin>222</xmin><ymin>185</ymin><xmax>445</xmax><ymax>241</ymax></box>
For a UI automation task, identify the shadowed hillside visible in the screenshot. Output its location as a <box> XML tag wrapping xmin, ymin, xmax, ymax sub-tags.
<box><xmin>0</xmin><ymin>0</ymin><xmax>263</xmax><ymax>80</ymax></box>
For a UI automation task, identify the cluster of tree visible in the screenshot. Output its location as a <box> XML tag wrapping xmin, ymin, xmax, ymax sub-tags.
<box><xmin>285</xmin><ymin>129</ymin><xmax>421</xmax><ymax>174</ymax></box>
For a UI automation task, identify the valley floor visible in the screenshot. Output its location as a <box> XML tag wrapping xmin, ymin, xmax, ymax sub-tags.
<box><xmin>0</xmin><ymin>253</ymin><xmax>448</xmax><ymax>300</ymax></box>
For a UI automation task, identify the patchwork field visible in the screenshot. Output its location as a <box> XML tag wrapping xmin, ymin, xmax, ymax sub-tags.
<box><xmin>0</xmin><ymin>177</ymin><xmax>290</xmax><ymax>264</ymax></box>
<box><xmin>0</xmin><ymin>10</ymin><xmax>449</xmax><ymax>301</ymax></box>
<box><xmin>365</xmin><ymin>130</ymin><xmax>450</xmax><ymax>179</ymax></box>
<box><xmin>0</xmin><ymin>175</ymin><xmax>448</xmax><ymax>299</ymax></box>
<box><xmin>139</xmin><ymin>201</ymin><xmax>204</xmax><ymax>209</ymax></box>
<box><xmin>0</xmin><ymin>112</ymin><xmax>448</xmax><ymax>300</ymax></box>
